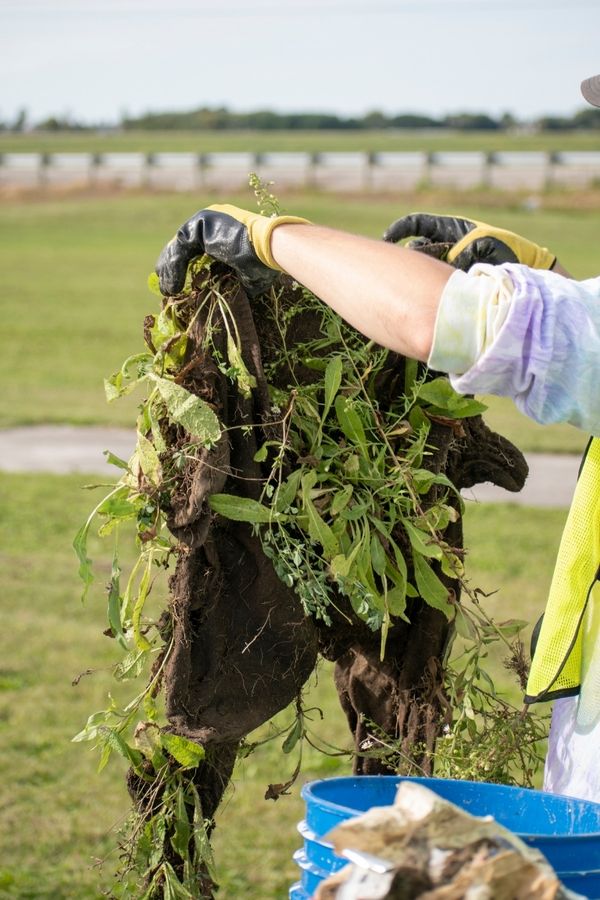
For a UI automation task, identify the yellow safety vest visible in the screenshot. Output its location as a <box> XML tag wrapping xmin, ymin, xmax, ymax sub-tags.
<box><xmin>525</xmin><ymin>437</ymin><xmax>600</xmax><ymax>704</ymax></box>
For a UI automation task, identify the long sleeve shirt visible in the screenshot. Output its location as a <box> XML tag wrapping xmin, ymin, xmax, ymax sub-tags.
<box><xmin>428</xmin><ymin>262</ymin><xmax>600</xmax><ymax>803</ymax></box>
<box><xmin>428</xmin><ymin>263</ymin><xmax>600</xmax><ymax>435</ymax></box>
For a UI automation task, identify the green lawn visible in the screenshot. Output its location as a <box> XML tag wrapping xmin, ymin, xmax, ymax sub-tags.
<box><xmin>0</xmin><ymin>192</ymin><xmax>596</xmax><ymax>453</ymax></box>
<box><xmin>481</xmin><ymin>396</ymin><xmax>587</xmax><ymax>455</ymax></box>
<box><xmin>2</xmin><ymin>129</ymin><xmax>600</xmax><ymax>154</ymax></box>
<box><xmin>0</xmin><ymin>472</ymin><xmax>566</xmax><ymax>898</ymax></box>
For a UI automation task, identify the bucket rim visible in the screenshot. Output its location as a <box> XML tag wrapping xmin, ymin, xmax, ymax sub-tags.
<box><xmin>301</xmin><ymin>775</ymin><xmax>600</xmax><ymax>841</ymax></box>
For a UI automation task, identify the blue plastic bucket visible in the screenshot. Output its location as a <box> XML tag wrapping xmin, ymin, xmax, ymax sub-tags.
<box><xmin>291</xmin><ymin>776</ymin><xmax>600</xmax><ymax>898</ymax></box>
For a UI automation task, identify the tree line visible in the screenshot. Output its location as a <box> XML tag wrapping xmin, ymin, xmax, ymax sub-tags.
<box><xmin>6</xmin><ymin>105</ymin><xmax>600</xmax><ymax>133</ymax></box>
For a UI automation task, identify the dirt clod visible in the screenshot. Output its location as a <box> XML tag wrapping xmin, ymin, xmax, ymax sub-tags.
<box><xmin>130</xmin><ymin>269</ymin><xmax>528</xmax><ymax>894</ymax></box>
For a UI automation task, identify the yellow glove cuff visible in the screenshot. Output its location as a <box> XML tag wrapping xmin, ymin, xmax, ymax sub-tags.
<box><xmin>208</xmin><ymin>204</ymin><xmax>310</xmax><ymax>271</ymax></box>
<box><xmin>448</xmin><ymin>219</ymin><xmax>556</xmax><ymax>270</ymax></box>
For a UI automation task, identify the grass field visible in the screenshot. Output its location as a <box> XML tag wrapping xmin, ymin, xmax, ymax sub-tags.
<box><xmin>2</xmin><ymin>129</ymin><xmax>600</xmax><ymax>155</ymax></box>
<box><xmin>0</xmin><ymin>190</ymin><xmax>594</xmax><ymax>453</ymax></box>
<box><xmin>0</xmin><ymin>472</ymin><xmax>566</xmax><ymax>899</ymax></box>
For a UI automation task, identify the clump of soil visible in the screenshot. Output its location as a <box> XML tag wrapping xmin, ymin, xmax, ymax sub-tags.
<box><xmin>129</xmin><ymin>266</ymin><xmax>527</xmax><ymax>894</ymax></box>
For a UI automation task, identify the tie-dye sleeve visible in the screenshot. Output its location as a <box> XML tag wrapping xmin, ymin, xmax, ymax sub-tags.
<box><xmin>427</xmin><ymin>262</ymin><xmax>600</xmax><ymax>435</ymax></box>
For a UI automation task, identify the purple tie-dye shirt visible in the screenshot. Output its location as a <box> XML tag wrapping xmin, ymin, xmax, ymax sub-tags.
<box><xmin>428</xmin><ymin>262</ymin><xmax>600</xmax><ymax>435</ymax></box>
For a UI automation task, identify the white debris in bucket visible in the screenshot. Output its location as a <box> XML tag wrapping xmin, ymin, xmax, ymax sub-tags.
<box><xmin>312</xmin><ymin>782</ymin><xmax>585</xmax><ymax>900</ymax></box>
<box><xmin>335</xmin><ymin>865</ymin><xmax>394</xmax><ymax>900</ymax></box>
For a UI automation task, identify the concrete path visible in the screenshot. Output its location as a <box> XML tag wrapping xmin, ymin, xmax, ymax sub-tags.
<box><xmin>462</xmin><ymin>453</ymin><xmax>579</xmax><ymax>508</ymax></box>
<box><xmin>0</xmin><ymin>425</ymin><xmax>136</xmax><ymax>476</ymax></box>
<box><xmin>0</xmin><ymin>424</ymin><xmax>580</xmax><ymax>507</ymax></box>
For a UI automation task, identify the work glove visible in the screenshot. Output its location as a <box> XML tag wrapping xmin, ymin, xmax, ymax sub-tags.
<box><xmin>156</xmin><ymin>204</ymin><xmax>310</xmax><ymax>297</ymax></box>
<box><xmin>383</xmin><ymin>213</ymin><xmax>556</xmax><ymax>271</ymax></box>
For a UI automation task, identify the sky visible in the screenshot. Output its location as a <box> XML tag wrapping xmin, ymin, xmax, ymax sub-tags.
<box><xmin>2</xmin><ymin>0</ymin><xmax>600</xmax><ymax>125</ymax></box>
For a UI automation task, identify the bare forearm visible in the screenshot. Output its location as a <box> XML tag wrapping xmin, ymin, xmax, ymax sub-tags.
<box><xmin>270</xmin><ymin>223</ymin><xmax>452</xmax><ymax>361</ymax></box>
<box><xmin>553</xmin><ymin>260</ymin><xmax>572</xmax><ymax>278</ymax></box>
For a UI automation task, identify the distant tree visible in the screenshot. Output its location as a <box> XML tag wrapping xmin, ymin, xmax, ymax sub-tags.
<box><xmin>535</xmin><ymin>115</ymin><xmax>572</xmax><ymax>131</ymax></box>
<box><xmin>106</xmin><ymin>104</ymin><xmax>600</xmax><ymax>133</ymax></box>
<box><xmin>571</xmin><ymin>108</ymin><xmax>600</xmax><ymax>130</ymax></box>
<box><xmin>36</xmin><ymin>115</ymin><xmax>88</xmax><ymax>132</ymax></box>
<box><xmin>285</xmin><ymin>113</ymin><xmax>353</xmax><ymax>130</ymax></box>
<box><xmin>243</xmin><ymin>110</ymin><xmax>285</xmax><ymax>130</ymax></box>
<box><xmin>390</xmin><ymin>113</ymin><xmax>442</xmax><ymax>129</ymax></box>
<box><xmin>197</xmin><ymin>107</ymin><xmax>232</xmax><ymax>129</ymax></box>
<box><xmin>362</xmin><ymin>110</ymin><xmax>389</xmax><ymax>129</ymax></box>
<box><xmin>38</xmin><ymin>116</ymin><xmax>63</xmax><ymax>131</ymax></box>
<box><xmin>443</xmin><ymin>112</ymin><xmax>500</xmax><ymax>131</ymax></box>
<box><xmin>11</xmin><ymin>107</ymin><xmax>28</xmax><ymax>132</ymax></box>
<box><xmin>499</xmin><ymin>111</ymin><xmax>519</xmax><ymax>130</ymax></box>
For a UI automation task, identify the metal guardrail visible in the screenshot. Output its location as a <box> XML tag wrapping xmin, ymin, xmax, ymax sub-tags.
<box><xmin>2</xmin><ymin>151</ymin><xmax>600</xmax><ymax>191</ymax></box>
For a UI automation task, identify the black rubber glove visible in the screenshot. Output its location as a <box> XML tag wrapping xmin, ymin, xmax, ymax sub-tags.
<box><xmin>383</xmin><ymin>213</ymin><xmax>556</xmax><ymax>271</ymax></box>
<box><xmin>156</xmin><ymin>204</ymin><xmax>309</xmax><ymax>297</ymax></box>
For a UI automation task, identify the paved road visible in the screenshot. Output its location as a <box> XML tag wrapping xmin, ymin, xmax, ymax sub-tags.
<box><xmin>0</xmin><ymin>425</ymin><xmax>580</xmax><ymax>507</ymax></box>
<box><xmin>0</xmin><ymin>425</ymin><xmax>136</xmax><ymax>476</ymax></box>
<box><xmin>462</xmin><ymin>453</ymin><xmax>578</xmax><ymax>507</ymax></box>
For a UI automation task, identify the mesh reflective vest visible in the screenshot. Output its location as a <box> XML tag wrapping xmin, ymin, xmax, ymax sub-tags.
<box><xmin>525</xmin><ymin>437</ymin><xmax>600</xmax><ymax>705</ymax></box>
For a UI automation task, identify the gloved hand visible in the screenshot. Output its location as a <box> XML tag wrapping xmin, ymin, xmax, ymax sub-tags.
<box><xmin>156</xmin><ymin>204</ymin><xmax>310</xmax><ymax>297</ymax></box>
<box><xmin>383</xmin><ymin>212</ymin><xmax>556</xmax><ymax>271</ymax></box>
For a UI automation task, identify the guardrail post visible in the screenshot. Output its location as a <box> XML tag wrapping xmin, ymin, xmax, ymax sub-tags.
<box><xmin>89</xmin><ymin>152</ymin><xmax>103</xmax><ymax>187</ymax></box>
<box><xmin>307</xmin><ymin>152</ymin><xmax>320</xmax><ymax>190</ymax></box>
<box><xmin>483</xmin><ymin>151</ymin><xmax>496</xmax><ymax>189</ymax></box>
<box><xmin>38</xmin><ymin>152</ymin><xmax>51</xmax><ymax>188</ymax></box>
<box><xmin>196</xmin><ymin>152</ymin><xmax>209</xmax><ymax>189</ymax></box>
<box><xmin>545</xmin><ymin>151</ymin><xmax>562</xmax><ymax>190</ymax></box>
<box><xmin>420</xmin><ymin>152</ymin><xmax>436</xmax><ymax>188</ymax></box>
<box><xmin>364</xmin><ymin>151</ymin><xmax>378</xmax><ymax>191</ymax></box>
<box><xmin>253</xmin><ymin>152</ymin><xmax>264</xmax><ymax>179</ymax></box>
<box><xmin>144</xmin><ymin>152</ymin><xmax>156</xmax><ymax>189</ymax></box>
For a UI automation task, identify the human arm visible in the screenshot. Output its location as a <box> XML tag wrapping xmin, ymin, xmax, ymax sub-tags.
<box><xmin>552</xmin><ymin>260</ymin><xmax>572</xmax><ymax>278</ymax></box>
<box><xmin>156</xmin><ymin>204</ymin><xmax>453</xmax><ymax>361</ymax></box>
<box><xmin>271</xmin><ymin>222</ymin><xmax>599</xmax><ymax>433</ymax></box>
<box><xmin>269</xmin><ymin>223</ymin><xmax>451</xmax><ymax>361</ymax></box>
<box><xmin>428</xmin><ymin>263</ymin><xmax>600</xmax><ymax>433</ymax></box>
<box><xmin>156</xmin><ymin>205</ymin><xmax>600</xmax><ymax>433</ymax></box>
<box><xmin>378</xmin><ymin>211</ymin><xmax>600</xmax><ymax>430</ymax></box>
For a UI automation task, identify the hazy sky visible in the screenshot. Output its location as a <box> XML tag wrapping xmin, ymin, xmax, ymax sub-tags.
<box><xmin>2</xmin><ymin>0</ymin><xmax>600</xmax><ymax>125</ymax></box>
